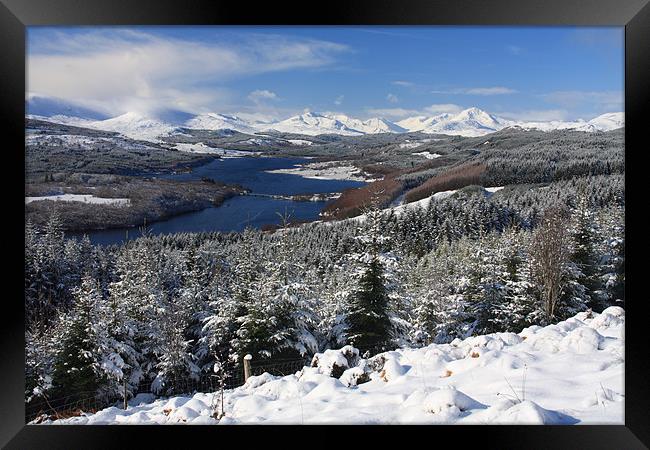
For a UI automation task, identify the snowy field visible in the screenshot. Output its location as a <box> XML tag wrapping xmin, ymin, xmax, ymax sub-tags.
<box><xmin>390</xmin><ymin>189</ymin><xmax>459</xmax><ymax>216</ymax></box>
<box><xmin>399</xmin><ymin>139</ymin><xmax>441</xmax><ymax>150</ymax></box>
<box><xmin>173</xmin><ymin>142</ymin><xmax>259</xmax><ymax>157</ymax></box>
<box><xmin>37</xmin><ymin>307</ymin><xmax>624</xmax><ymax>425</ymax></box>
<box><xmin>325</xmin><ymin>186</ymin><xmax>505</xmax><ymax>224</ymax></box>
<box><xmin>25</xmin><ymin>133</ymin><xmax>160</xmax><ymax>152</ymax></box>
<box><xmin>390</xmin><ymin>187</ymin><xmax>503</xmax><ymax>216</ymax></box>
<box><xmin>26</xmin><ymin>134</ymin><xmax>112</xmax><ymax>146</ymax></box>
<box><xmin>413</xmin><ymin>151</ymin><xmax>443</xmax><ymax>159</ymax></box>
<box><xmin>266</xmin><ymin>161</ymin><xmax>375</xmax><ymax>182</ymax></box>
<box><xmin>287</xmin><ymin>139</ymin><xmax>313</xmax><ymax>146</ymax></box>
<box><xmin>25</xmin><ymin>194</ymin><xmax>130</xmax><ymax>206</ymax></box>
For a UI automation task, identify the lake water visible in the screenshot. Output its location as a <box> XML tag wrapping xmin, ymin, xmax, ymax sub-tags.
<box><xmin>67</xmin><ymin>156</ymin><xmax>366</xmax><ymax>245</ymax></box>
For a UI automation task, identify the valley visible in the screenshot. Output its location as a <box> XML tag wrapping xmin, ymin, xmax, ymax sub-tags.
<box><xmin>25</xmin><ymin>100</ymin><xmax>625</xmax><ymax>243</ymax></box>
<box><xmin>21</xmin><ymin>25</ymin><xmax>628</xmax><ymax>429</ymax></box>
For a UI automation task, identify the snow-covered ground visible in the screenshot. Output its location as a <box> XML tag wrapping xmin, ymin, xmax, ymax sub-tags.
<box><xmin>390</xmin><ymin>189</ymin><xmax>459</xmax><ymax>216</ymax></box>
<box><xmin>266</xmin><ymin>161</ymin><xmax>375</xmax><ymax>182</ymax></box>
<box><xmin>413</xmin><ymin>151</ymin><xmax>443</xmax><ymax>159</ymax></box>
<box><xmin>25</xmin><ymin>194</ymin><xmax>130</xmax><ymax>207</ymax></box>
<box><xmin>25</xmin><ymin>133</ymin><xmax>160</xmax><ymax>152</ymax></box>
<box><xmin>38</xmin><ymin>307</ymin><xmax>624</xmax><ymax>425</ymax></box>
<box><xmin>390</xmin><ymin>186</ymin><xmax>504</xmax><ymax>215</ymax></box>
<box><xmin>287</xmin><ymin>139</ymin><xmax>313</xmax><ymax>146</ymax></box>
<box><xmin>26</xmin><ymin>134</ymin><xmax>112</xmax><ymax>147</ymax></box>
<box><xmin>172</xmin><ymin>143</ymin><xmax>259</xmax><ymax>157</ymax></box>
<box><xmin>326</xmin><ymin>187</ymin><xmax>500</xmax><ymax>224</ymax></box>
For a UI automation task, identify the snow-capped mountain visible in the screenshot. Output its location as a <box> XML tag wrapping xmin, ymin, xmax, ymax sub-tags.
<box><xmin>258</xmin><ymin>112</ymin><xmax>407</xmax><ymax>136</ymax></box>
<box><xmin>259</xmin><ymin>112</ymin><xmax>365</xmax><ymax>136</ymax></box>
<box><xmin>26</xmin><ymin>94</ymin><xmax>109</xmax><ymax>121</ymax></box>
<box><xmin>185</xmin><ymin>113</ymin><xmax>259</xmax><ymax>135</ymax></box>
<box><xmin>397</xmin><ymin>108</ymin><xmax>510</xmax><ymax>137</ymax></box>
<box><xmin>26</xmin><ymin>94</ymin><xmax>624</xmax><ymax>141</ymax></box>
<box><xmin>329</xmin><ymin>115</ymin><xmax>407</xmax><ymax>134</ymax></box>
<box><xmin>508</xmin><ymin>112</ymin><xmax>625</xmax><ymax>134</ymax></box>
<box><xmin>83</xmin><ymin>112</ymin><xmax>181</xmax><ymax>141</ymax></box>
<box><xmin>583</xmin><ymin>112</ymin><xmax>625</xmax><ymax>131</ymax></box>
<box><xmin>396</xmin><ymin>114</ymin><xmax>451</xmax><ymax>133</ymax></box>
<box><xmin>397</xmin><ymin>108</ymin><xmax>623</xmax><ymax>137</ymax></box>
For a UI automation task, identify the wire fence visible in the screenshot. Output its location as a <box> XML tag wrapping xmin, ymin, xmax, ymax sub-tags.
<box><xmin>250</xmin><ymin>357</ymin><xmax>312</xmax><ymax>377</ymax></box>
<box><xmin>26</xmin><ymin>356</ymin><xmax>314</xmax><ymax>423</ymax></box>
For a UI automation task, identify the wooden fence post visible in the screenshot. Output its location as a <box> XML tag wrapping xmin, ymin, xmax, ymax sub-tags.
<box><xmin>243</xmin><ymin>354</ymin><xmax>252</xmax><ymax>382</ymax></box>
<box><xmin>123</xmin><ymin>376</ymin><xmax>128</xmax><ymax>410</ymax></box>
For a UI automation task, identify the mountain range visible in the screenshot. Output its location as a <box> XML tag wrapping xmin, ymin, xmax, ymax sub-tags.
<box><xmin>26</xmin><ymin>95</ymin><xmax>624</xmax><ymax>142</ymax></box>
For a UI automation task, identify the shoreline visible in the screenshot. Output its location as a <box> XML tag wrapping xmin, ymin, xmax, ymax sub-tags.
<box><xmin>265</xmin><ymin>161</ymin><xmax>379</xmax><ymax>182</ymax></box>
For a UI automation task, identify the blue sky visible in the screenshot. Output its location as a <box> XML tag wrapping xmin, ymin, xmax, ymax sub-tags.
<box><xmin>27</xmin><ymin>26</ymin><xmax>624</xmax><ymax>122</ymax></box>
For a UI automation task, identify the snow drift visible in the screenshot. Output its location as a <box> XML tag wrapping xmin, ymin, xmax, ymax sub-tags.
<box><xmin>36</xmin><ymin>307</ymin><xmax>624</xmax><ymax>425</ymax></box>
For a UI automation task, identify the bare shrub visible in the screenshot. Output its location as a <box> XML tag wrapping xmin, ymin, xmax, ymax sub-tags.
<box><xmin>530</xmin><ymin>205</ymin><xmax>571</xmax><ymax>320</ymax></box>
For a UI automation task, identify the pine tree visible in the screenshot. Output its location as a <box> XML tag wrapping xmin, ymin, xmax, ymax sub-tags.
<box><xmin>409</xmin><ymin>240</ymin><xmax>473</xmax><ymax>343</ymax></box>
<box><xmin>151</xmin><ymin>298</ymin><xmax>198</xmax><ymax>395</ymax></box>
<box><xmin>50</xmin><ymin>276</ymin><xmax>106</xmax><ymax>403</ymax></box>
<box><xmin>260</xmin><ymin>215</ymin><xmax>319</xmax><ymax>359</ymax></box>
<box><xmin>345</xmin><ymin>199</ymin><xmax>393</xmax><ymax>355</ymax></box>
<box><xmin>199</xmin><ymin>260</ymin><xmax>239</xmax><ymax>373</ymax></box>
<box><xmin>230</xmin><ymin>228</ymin><xmax>274</xmax><ymax>362</ymax></box>
<box><xmin>570</xmin><ymin>192</ymin><xmax>599</xmax><ymax>308</ymax></box>
<box><xmin>25</xmin><ymin>327</ymin><xmax>57</xmax><ymax>403</ymax></box>
<box><xmin>490</xmin><ymin>227</ymin><xmax>540</xmax><ymax>331</ymax></box>
<box><xmin>318</xmin><ymin>260</ymin><xmax>354</xmax><ymax>349</ymax></box>
<box><xmin>347</xmin><ymin>257</ymin><xmax>393</xmax><ymax>354</ymax></box>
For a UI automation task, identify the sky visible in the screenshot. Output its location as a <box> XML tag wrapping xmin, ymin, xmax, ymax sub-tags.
<box><xmin>27</xmin><ymin>26</ymin><xmax>624</xmax><ymax>122</ymax></box>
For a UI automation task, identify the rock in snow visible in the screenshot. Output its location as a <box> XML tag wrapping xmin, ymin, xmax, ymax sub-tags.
<box><xmin>37</xmin><ymin>308</ymin><xmax>624</xmax><ymax>425</ymax></box>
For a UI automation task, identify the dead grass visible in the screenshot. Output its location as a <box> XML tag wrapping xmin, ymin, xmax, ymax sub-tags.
<box><xmin>404</xmin><ymin>162</ymin><xmax>486</xmax><ymax>203</ymax></box>
<box><xmin>322</xmin><ymin>177</ymin><xmax>404</xmax><ymax>220</ymax></box>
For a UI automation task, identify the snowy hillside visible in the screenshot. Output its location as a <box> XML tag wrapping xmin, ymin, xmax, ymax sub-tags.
<box><xmin>259</xmin><ymin>112</ymin><xmax>365</xmax><ymax>136</ymax></box>
<box><xmin>396</xmin><ymin>108</ymin><xmax>510</xmax><ymax>137</ymax></box>
<box><xmin>38</xmin><ymin>307</ymin><xmax>624</xmax><ymax>425</ymax></box>
<box><xmin>509</xmin><ymin>113</ymin><xmax>626</xmax><ymax>133</ymax></box>
<box><xmin>583</xmin><ymin>112</ymin><xmax>625</xmax><ymax>131</ymax></box>
<box><xmin>83</xmin><ymin>112</ymin><xmax>181</xmax><ymax>141</ymax></box>
<box><xmin>185</xmin><ymin>113</ymin><xmax>259</xmax><ymax>135</ymax></box>
<box><xmin>329</xmin><ymin>115</ymin><xmax>407</xmax><ymax>134</ymax></box>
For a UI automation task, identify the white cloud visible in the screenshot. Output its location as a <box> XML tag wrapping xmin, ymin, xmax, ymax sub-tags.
<box><xmin>541</xmin><ymin>90</ymin><xmax>623</xmax><ymax>111</ymax></box>
<box><xmin>365</xmin><ymin>103</ymin><xmax>462</xmax><ymax>119</ymax></box>
<box><xmin>507</xmin><ymin>45</ymin><xmax>523</xmax><ymax>56</ymax></box>
<box><xmin>248</xmin><ymin>89</ymin><xmax>278</xmax><ymax>105</ymax></box>
<box><xmin>365</xmin><ymin>108</ymin><xmax>419</xmax><ymax>119</ymax></box>
<box><xmin>431</xmin><ymin>86</ymin><xmax>518</xmax><ymax>95</ymax></box>
<box><xmin>498</xmin><ymin>109</ymin><xmax>570</xmax><ymax>121</ymax></box>
<box><xmin>334</xmin><ymin>95</ymin><xmax>344</xmax><ymax>105</ymax></box>
<box><xmin>27</xmin><ymin>29</ymin><xmax>349</xmax><ymax>115</ymax></box>
<box><xmin>423</xmin><ymin>103</ymin><xmax>463</xmax><ymax>114</ymax></box>
<box><xmin>386</xmin><ymin>93</ymin><xmax>399</xmax><ymax>103</ymax></box>
<box><xmin>465</xmin><ymin>87</ymin><xmax>518</xmax><ymax>95</ymax></box>
<box><xmin>391</xmin><ymin>80</ymin><xmax>414</xmax><ymax>87</ymax></box>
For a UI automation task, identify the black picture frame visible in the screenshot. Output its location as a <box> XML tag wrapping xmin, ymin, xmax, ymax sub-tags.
<box><xmin>3</xmin><ymin>0</ymin><xmax>648</xmax><ymax>447</ymax></box>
